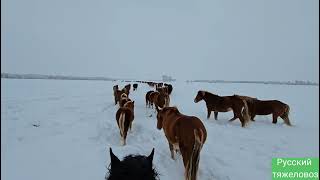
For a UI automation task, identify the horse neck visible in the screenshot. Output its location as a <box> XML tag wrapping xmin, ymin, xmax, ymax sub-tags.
<box><xmin>163</xmin><ymin>112</ymin><xmax>180</xmax><ymax>127</ymax></box>
<box><xmin>203</xmin><ymin>92</ymin><xmax>219</xmax><ymax>102</ymax></box>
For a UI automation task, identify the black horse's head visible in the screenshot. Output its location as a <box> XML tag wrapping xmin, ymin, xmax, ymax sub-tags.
<box><xmin>106</xmin><ymin>148</ymin><xmax>159</xmax><ymax>180</ymax></box>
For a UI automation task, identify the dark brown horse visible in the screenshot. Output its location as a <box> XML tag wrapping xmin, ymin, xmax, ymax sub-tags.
<box><xmin>119</xmin><ymin>93</ymin><xmax>131</xmax><ymax>107</ymax></box>
<box><xmin>133</xmin><ymin>83</ymin><xmax>138</xmax><ymax>91</ymax></box>
<box><xmin>120</xmin><ymin>84</ymin><xmax>131</xmax><ymax>96</ymax></box>
<box><xmin>114</xmin><ymin>89</ymin><xmax>126</xmax><ymax>105</ymax></box>
<box><xmin>244</xmin><ymin>98</ymin><xmax>292</xmax><ymax>126</ymax></box>
<box><xmin>115</xmin><ymin>101</ymin><xmax>135</xmax><ymax>145</ymax></box>
<box><xmin>156</xmin><ymin>107</ymin><xmax>207</xmax><ymax>180</ymax></box>
<box><xmin>164</xmin><ymin>83</ymin><xmax>173</xmax><ymax>95</ymax></box>
<box><xmin>150</xmin><ymin>91</ymin><xmax>170</xmax><ymax>110</ymax></box>
<box><xmin>113</xmin><ymin>85</ymin><xmax>119</xmax><ymax>92</ymax></box>
<box><xmin>194</xmin><ymin>91</ymin><xmax>250</xmax><ymax>127</ymax></box>
<box><xmin>145</xmin><ymin>90</ymin><xmax>155</xmax><ymax>108</ymax></box>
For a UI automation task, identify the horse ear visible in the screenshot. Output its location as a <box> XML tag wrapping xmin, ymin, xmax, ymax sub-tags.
<box><xmin>147</xmin><ymin>148</ymin><xmax>155</xmax><ymax>163</ymax></box>
<box><xmin>109</xmin><ymin>148</ymin><xmax>120</xmax><ymax>165</ymax></box>
<box><xmin>201</xmin><ymin>91</ymin><xmax>205</xmax><ymax>96</ymax></box>
<box><xmin>132</xmin><ymin>101</ymin><xmax>135</xmax><ymax>104</ymax></box>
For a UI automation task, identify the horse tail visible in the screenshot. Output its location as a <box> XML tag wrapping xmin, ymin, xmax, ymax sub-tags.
<box><xmin>119</xmin><ymin>112</ymin><xmax>126</xmax><ymax>145</ymax></box>
<box><xmin>282</xmin><ymin>104</ymin><xmax>292</xmax><ymax>126</ymax></box>
<box><xmin>187</xmin><ymin>129</ymin><xmax>204</xmax><ymax>180</ymax></box>
<box><xmin>241</xmin><ymin>99</ymin><xmax>251</xmax><ymax>125</ymax></box>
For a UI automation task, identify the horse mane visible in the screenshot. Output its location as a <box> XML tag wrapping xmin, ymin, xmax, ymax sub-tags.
<box><xmin>201</xmin><ymin>90</ymin><xmax>218</xmax><ymax>98</ymax></box>
<box><xmin>106</xmin><ymin>154</ymin><xmax>159</xmax><ymax>180</ymax></box>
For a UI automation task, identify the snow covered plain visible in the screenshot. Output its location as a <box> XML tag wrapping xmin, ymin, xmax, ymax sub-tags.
<box><xmin>1</xmin><ymin>79</ymin><xmax>319</xmax><ymax>180</ymax></box>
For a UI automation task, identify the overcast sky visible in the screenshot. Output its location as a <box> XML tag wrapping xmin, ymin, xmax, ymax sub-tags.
<box><xmin>1</xmin><ymin>0</ymin><xmax>319</xmax><ymax>81</ymax></box>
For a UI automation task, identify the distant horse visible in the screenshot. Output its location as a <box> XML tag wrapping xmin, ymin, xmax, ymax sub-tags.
<box><xmin>114</xmin><ymin>89</ymin><xmax>126</xmax><ymax>105</ymax></box>
<box><xmin>156</xmin><ymin>107</ymin><xmax>206</xmax><ymax>180</ymax></box>
<box><xmin>194</xmin><ymin>91</ymin><xmax>250</xmax><ymax>127</ymax></box>
<box><xmin>122</xmin><ymin>84</ymin><xmax>131</xmax><ymax>96</ymax></box>
<box><xmin>133</xmin><ymin>83</ymin><xmax>138</xmax><ymax>91</ymax></box>
<box><xmin>145</xmin><ymin>90</ymin><xmax>155</xmax><ymax>108</ymax></box>
<box><xmin>164</xmin><ymin>83</ymin><xmax>173</xmax><ymax>95</ymax></box>
<box><xmin>147</xmin><ymin>82</ymin><xmax>155</xmax><ymax>88</ymax></box>
<box><xmin>106</xmin><ymin>148</ymin><xmax>158</xmax><ymax>180</ymax></box>
<box><xmin>243</xmin><ymin>98</ymin><xmax>292</xmax><ymax>126</ymax></box>
<box><xmin>113</xmin><ymin>85</ymin><xmax>119</xmax><ymax>92</ymax></box>
<box><xmin>156</xmin><ymin>86</ymin><xmax>168</xmax><ymax>94</ymax></box>
<box><xmin>119</xmin><ymin>93</ymin><xmax>131</xmax><ymax>107</ymax></box>
<box><xmin>156</xmin><ymin>83</ymin><xmax>163</xmax><ymax>88</ymax></box>
<box><xmin>116</xmin><ymin>101</ymin><xmax>135</xmax><ymax>145</ymax></box>
<box><xmin>150</xmin><ymin>91</ymin><xmax>170</xmax><ymax>110</ymax></box>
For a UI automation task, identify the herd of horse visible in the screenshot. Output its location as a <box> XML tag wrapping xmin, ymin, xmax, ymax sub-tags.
<box><xmin>106</xmin><ymin>81</ymin><xmax>292</xmax><ymax>180</ymax></box>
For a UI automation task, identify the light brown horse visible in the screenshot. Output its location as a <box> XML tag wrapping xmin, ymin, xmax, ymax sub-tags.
<box><xmin>115</xmin><ymin>100</ymin><xmax>135</xmax><ymax>145</ymax></box>
<box><xmin>244</xmin><ymin>98</ymin><xmax>292</xmax><ymax>126</ymax></box>
<box><xmin>156</xmin><ymin>107</ymin><xmax>206</xmax><ymax>180</ymax></box>
<box><xmin>194</xmin><ymin>90</ymin><xmax>250</xmax><ymax>127</ymax></box>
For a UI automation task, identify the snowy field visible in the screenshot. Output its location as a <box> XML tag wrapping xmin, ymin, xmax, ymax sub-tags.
<box><xmin>1</xmin><ymin>79</ymin><xmax>319</xmax><ymax>180</ymax></box>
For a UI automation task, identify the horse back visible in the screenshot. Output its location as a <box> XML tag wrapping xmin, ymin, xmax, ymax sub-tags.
<box><xmin>164</xmin><ymin>115</ymin><xmax>207</xmax><ymax>146</ymax></box>
<box><xmin>116</xmin><ymin>107</ymin><xmax>134</xmax><ymax>124</ymax></box>
<box><xmin>251</xmin><ymin>99</ymin><xmax>288</xmax><ymax>115</ymax></box>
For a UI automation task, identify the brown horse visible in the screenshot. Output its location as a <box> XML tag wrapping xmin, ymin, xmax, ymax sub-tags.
<box><xmin>156</xmin><ymin>86</ymin><xmax>168</xmax><ymax>94</ymax></box>
<box><xmin>145</xmin><ymin>90</ymin><xmax>154</xmax><ymax>108</ymax></box>
<box><xmin>114</xmin><ymin>89</ymin><xmax>126</xmax><ymax>105</ymax></box>
<box><xmin>121</xmin><ymin>84</ymin><xmax>131</xmax><ymax>96</ymax></box>
<box><xmin>244</xmin><ymin>98</ymin><xmax>292</xmax><ymax>126</ymax></box>
<box><xmin>156</xmin><ymin>107</ymin><xmax>206</xmax><ymax>180</ymax></box>
<box><xmin>119</xmin><ymin>93</ymin><xmax>131</xmax><ymax>107</ymax></box>
<box><xmin>115</xmin><ymin>100</ymin><xmax>135</xmax><ymax>145</ymax></box>
<box><xmin>194</xmin><ymin>91</ymin><xmax>250</xmax><ymax>127</ymax></box>
<box><xmin>150</xmin><ymin>91</ymin><xmax>170</xmax><ymax>110</ymax></box>
<box><xmin>113</xmin><ymin>85</ymin><xmax>119</xmax><ymax>92</ymax></box>
<box><xmin>164</xmin><ymin>83</ymin><xmax>173</xmax><ymax>95</ymax></box>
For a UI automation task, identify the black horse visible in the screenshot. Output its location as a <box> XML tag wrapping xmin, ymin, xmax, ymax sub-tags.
<box><xmin>106</xmin><ymin>148</ymin><xmax>159</xmax><ymax>180</ymax></box>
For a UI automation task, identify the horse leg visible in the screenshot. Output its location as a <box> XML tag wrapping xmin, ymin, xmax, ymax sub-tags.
<box><xmin>229</xmin><ymin>111</ymin><xmax>237</xmax><ymax>122</ymax></box>
<box><xmin>272</xmin><ymin>114</ymin><xmax>278</xmax><ymax>124</ymax></box>
<box><xmin>251</xmin><ymin>114</ymin><xmax>256</xmax><ymax>121</ymax></box>
<box><xmin>214</xmin><ymin>112</ymin><xmax>218</xmax><ymax>120</ymax></box>
<box><xmin>207</xmin><ymin>108</ymin><xmax>211</xmax><ymax>119</ymax></box>
<box><xmin>234</xmin><ymin>109</ymin><xmax>245</xmax><ymax>127</ymax></box>
<box><xmin>169</xmin><ymin>143</ymin><xmax>175</xmax><ymax>160</ymax></box>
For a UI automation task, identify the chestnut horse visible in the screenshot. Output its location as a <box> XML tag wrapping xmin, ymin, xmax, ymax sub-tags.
<box><xmin>145</xmin><ymin>90</ymin><xmax>154</xmax><ymax>108</ymax></box>
<box><xmin>194</xmin><ymin>91</ymin><xmax>250</xmax><ymax>127</ymax></box>
<box><xmin>106</xmin><ymin>148</ymin><xmax>158</xmax><ymax>180</ymax></box>
<box><xmin>244</xmin><ymin>98</ymin><xmax>292</xmax><ymax>126</ymax></box>
<box><xmin>115</xmin><ymin>101</ymin><xmax>135</xmax><ymax>145</ymax></box>
<box><xmin>114</xmin><ymin>89</ymin><xmax>126</xmax><ymax>105</ymax></box>
<box><xmin>119</xmin><ymin>93</ymin><xmax>131</xmax><ymax>107</ymax></box>
<box><xmin>164</xmin><ymin>83</ymin><xmax>173</xmax><ymax>95</ymax></box>
<box><xmin>122</xmin><ymin>84</ymin><xmax>131</xmax><ymax>96</ymax></box>
<box><xmin>150</xmin><ymin>91</ymin><xmax>170</xmax><ymax>110</ymax></box>
<box><xmin>156</xmin><ymin>107</ymin><xmax>206</xmax><ymax>180</ymax></box>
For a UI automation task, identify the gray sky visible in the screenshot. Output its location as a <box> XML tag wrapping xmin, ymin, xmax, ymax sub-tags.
<box><xmin>1</xmin><ymin>0</ymin><xmax>319</xmax><ymax>81</ymax></box>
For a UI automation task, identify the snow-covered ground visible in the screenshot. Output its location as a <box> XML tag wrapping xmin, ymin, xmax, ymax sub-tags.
<box><xmin>1</xmin><ymin>79</ymin><xmax>319</xmax><ymax>180</ymax></box>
